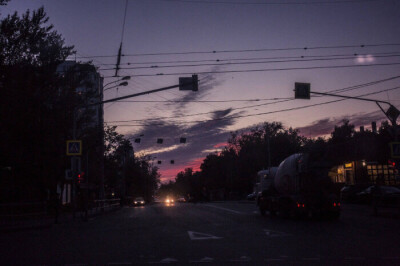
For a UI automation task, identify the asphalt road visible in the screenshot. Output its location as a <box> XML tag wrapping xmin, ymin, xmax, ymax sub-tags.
<box><xmin>1</xmin><ymin>201</ymin><xmax>400</xmax><ymax>265</ymax></box>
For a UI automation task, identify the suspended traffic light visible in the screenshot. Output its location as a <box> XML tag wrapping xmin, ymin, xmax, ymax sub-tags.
<box><xmin>134</xmin><ymin>138</ymin><xmax>141</xmax><ymax>143</ymax></box>
<box><xmin>157</xmin><ymin>160</ymin><xmax>162</xmax><ymax>165</ymax></box>
<box><xmin>170</xmin><ymin>160</ymin><xmax>175</xmax><ymax>164</ymax></box>
<box><xmin>157</xmin><ymin>138</ymin><xmax>163</xmax><ymax>144</ymax></box>
<box><xmin>180</xmin><ymin>137</ymin><xmax>186</xmax><ymax>143</ymax></box>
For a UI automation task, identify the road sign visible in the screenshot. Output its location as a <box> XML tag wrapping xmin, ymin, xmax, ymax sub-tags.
<box><xmin>65</xmin><ymin>169</ymin><xmax>73</xmax><ymax>180</ymax></box>
<box><xmin>390</xmin><ymin>142</ymin><xmax>400</xmax><ymax>158</ymax></box>
<box><xmin>66</xmin><ymin>140</ymin><xmax>82</xmax><ymax>156</ymax></box>
<box><xmin>295</xmin><ymin>82</ymin><xmax>310</xmax><ymax>99</ymax></box>
<box><xmin>179</xmin><ymin>75</ymin><xmax>198</xmax><ymax>91</ymax></box>
<box><xmin>386</xmin><ymin>105</ymin><xmax>400</xmax><ymax>123</ymax></box>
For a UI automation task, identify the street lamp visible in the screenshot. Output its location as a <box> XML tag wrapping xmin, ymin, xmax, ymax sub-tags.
<box><xmin>103</xmin><ymin>75</ymin><xmax>130</xmax><ymax>89</ymax></box>
<box><xmin>103</xmin><ymin>81</ymin><xmax>128</xmax><ymax>92</ymax></box>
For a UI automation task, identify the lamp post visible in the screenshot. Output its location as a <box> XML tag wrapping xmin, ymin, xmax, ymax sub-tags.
<box><xmin>103</xmin><ymin>81</ymin><xmax>128</xmax><ymax>92</ymax></box>
<box><xmin>103</xmin><ymin>76</ymin><xmax>130</xmax><ymax>89</ymax></box>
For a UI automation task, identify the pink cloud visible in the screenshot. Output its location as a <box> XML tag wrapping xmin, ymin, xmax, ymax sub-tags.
<box><xmin>213</xmin><ymin>142</ymin><xmax>228</xmax><ymax>148</ymax></box>
<box><xmin>159</xmin><ymin>157</ymin><xmax>205</xmax><ymax>183</ymax></box>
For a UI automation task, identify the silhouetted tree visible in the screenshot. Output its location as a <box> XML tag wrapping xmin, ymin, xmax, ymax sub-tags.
<box><xmin>0</xmin><ymin>7</ymin><xmax>83</xmax><ymax>202</ymax></box>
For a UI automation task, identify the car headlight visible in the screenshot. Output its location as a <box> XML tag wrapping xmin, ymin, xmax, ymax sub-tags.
<box><xmin>141</xmin><ymin>201</ymin><xmax>144</xmax><ymax>204</ymax></box>
<box><xmin>134</xmin><ymin>201</ymin><xmax>137</xmax><ymax>204</ymax></box>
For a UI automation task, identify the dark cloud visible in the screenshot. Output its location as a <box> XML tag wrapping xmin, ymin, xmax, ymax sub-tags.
<box><xmin>165</xmin><ymin>66</ymin><xmax>225</xmax><ymax>114</ymax></box>
<box><xmin>125</xmin><ymin>108</ymin><xmax>243</xmax><ymax>181</ymax></box>
<box><xmin>296</xmin><ymin>110</ymin><xmax>388</xmax><ymax>138</ymax></box>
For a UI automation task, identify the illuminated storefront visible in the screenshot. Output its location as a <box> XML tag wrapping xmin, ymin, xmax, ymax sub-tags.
<box><xmin>331</xmin><ymin>160</ymin><xmax>399</xmax><ymax>185</ymax></box>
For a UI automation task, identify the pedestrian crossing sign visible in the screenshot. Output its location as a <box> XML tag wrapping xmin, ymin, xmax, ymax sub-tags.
<box><xmin>390</xmin><ymin>142</ymin><xmax>400</xmax><ymax>158</ymax></box>
<box><xmin>66</xmin><ymin>140</ymin><xmax>82</xmax><ymax>156</ymax></box>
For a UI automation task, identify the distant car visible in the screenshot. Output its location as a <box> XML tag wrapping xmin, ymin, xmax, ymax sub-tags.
<box><xmin>247</xmin><ymin>192</ymin><xmax>256</xmax><ymax>201</ymax></box>
<box><xmin>165</xmin><ymin>197</ymin><xmax>174</xmax><ymax>204</ymax></box>
<box><xmin>133</xmin><ymin>197</ymin><xmax>145</xmax><ymax>206</ymax></box>
<box><xmin>340</xmin><ymin>184</ymin><xmax>370</xmax><ymax>203</ymax></box>
<box><xmin>356</xmin><ymin>186</ymin><xmax>400</xmax><ymax>205</ymax></box>
<box><xmin>177</xmin><ymin>197</ymin><xmax>186</xmax><ymax>203</ymax></box>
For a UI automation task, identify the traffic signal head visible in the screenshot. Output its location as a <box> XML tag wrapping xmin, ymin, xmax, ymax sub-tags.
<box><xmin>77</xmin><ymin>172</ymin><xmax>85</xmax><ymax>183</ymax></box>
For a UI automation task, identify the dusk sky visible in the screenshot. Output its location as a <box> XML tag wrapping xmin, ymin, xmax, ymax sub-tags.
<box><xmin>3</xmin><ymin>0</ymin><xmax>400</xmax><ymax>182</ymax></box>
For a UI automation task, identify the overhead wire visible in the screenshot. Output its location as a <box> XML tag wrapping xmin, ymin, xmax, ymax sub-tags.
<box><xmin>108</xmin><ymin>97</ymin><xmax>293</xmax><ymax>103</ymax></box>
<box><xmin>108</xmin><ymin>86</ymin><xmax>400</xmax><ymax>127</ymax></box>
<box><xmin>103</xmin><ymin>61</ymin><xmax>400</xmax><ymax>78</ymax></box>
<box><xmin>93</xmin><ymin>51</ymin><xmax>400</xmax><ymax>66</ymax></box>
<box><xmin>105</xmin><ymin>74</ymin><xmax>400</xmax><ymax>123</ymax></box>
<box><xmin>151</xmin><ymin>0</ymin><xmax>379</xmax><ymax>5</ymax></box>
<box><xmin>99</xmin><ymin>53</ymin><xmax>400</xmax><ymax>71</ymax></box>
<box><xmin>75</xmin><ymin>43</ymin><xmax>400</xmax><ymax>59</ymax></box>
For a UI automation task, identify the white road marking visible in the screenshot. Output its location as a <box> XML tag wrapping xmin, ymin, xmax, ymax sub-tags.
<box><xmin>230</xmin><ymin>255</ymin><xmax>251</xmax><ymax>262</ymax></box>
<box><xmin>202</xmin><ymin>204</ymin><xmax>245</xmax><ymax>214</ymax></box>
<box><xmin>148</xmin><ymin>258</ymin><xmax>178</xmax><ymax>264</ymax></box>
<box><xmin>190</xmin><ymin>257</ymin><xmax>214</xmax><ymax>263</ymax></box>
<box><xmin>188</xmin><ymin>231</ymin><xmax>222</xmax><ymax>240</ymax></box>
<box><xmin>263</xmin><ymin>229</ymin><xmax>291</xmax><ymax>237</ymax></box>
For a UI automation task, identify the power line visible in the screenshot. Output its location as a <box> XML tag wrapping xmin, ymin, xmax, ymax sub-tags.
<box><xmin>92</xmin><ymin>51</ymin><xmax>400</xmax><ymax>66</ymax></box>
<box><xmin>99</xmin><ymin>54</ymin><xmax>400</xmax><ymax>71</ymax></box>
<box><xmin>108</xmin><ymin>97</ymin><xmax>292</xmax><ymax>103</ymax></box>
<box><xmin>105</xmin><ymin>74</ymin><xmax>400</xmax><ymax>123</ymax></box>
<box><xmin>108</xmin><ymin>86</ymin><xmax>400</xmax><ymax>127</ymax></box>
<box><xmin>103</xmin><ymin>61</ymin><xmax>400</xmax><ymax>78</ymax></box>
<box><xmin>152</xmin><ymin>0</ymin><xmax>379</xmax><ymax>5</ymax></box>
<box><xmin>76</xmin><ymin>43</ymin><xmax>400</xmax><ymax>59</ymax></box>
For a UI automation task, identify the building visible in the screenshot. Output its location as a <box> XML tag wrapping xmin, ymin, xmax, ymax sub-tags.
<box><xmin>57</xmin><ymin>61</ymin><xmax>105</xmax><ymax>204</ymax></box>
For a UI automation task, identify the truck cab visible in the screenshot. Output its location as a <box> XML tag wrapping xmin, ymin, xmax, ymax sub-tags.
<box><xmin>255</xmin><ymin>168</ymin><xmax>277</xmax><ymax>206</ymax></box>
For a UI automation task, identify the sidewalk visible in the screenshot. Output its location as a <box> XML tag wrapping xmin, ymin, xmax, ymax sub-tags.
<box><xmin>0</xmin><ymin>205</ymin><xmax>122</xmax><ymax>233</ymax></box>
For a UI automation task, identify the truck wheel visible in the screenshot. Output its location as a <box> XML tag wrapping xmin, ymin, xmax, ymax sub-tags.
<box><xmin>260</xmin><ymin>207</ymin><xmax>266</xmax><ymax>216</ymax></box>
<box><xmin>329</xmin><ymin>211</ymin><xmax>340</xmax><ymax>220</ymax></box>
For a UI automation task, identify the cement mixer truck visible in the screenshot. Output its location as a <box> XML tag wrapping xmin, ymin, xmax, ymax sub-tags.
<box><xmin>258</xmin><ymin>153</ymin><xmax>340</xmax><ymax>219</ymax></box>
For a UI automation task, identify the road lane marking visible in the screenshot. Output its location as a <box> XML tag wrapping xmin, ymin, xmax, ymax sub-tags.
<box><xmin>230</xmin><ymin>256</ymin><xmax>251</xmax><ymax>262</ymax></box>
<box><xmin>188</xmin><ymin>231</ymin><xmax>222</xmax><ymax>240</ymax></box>
<box><xmin>264</xmin><ymin>229</ymin><xmax>292</xmax><ymax>237</ymax></box>
<box><xmin>190</xmin><ymin>257</ymin><xmax>214</xmax><ymax>263</ymax></box>
<box><xmin>148</xmin><ymin>258</ymin><xmax>178</xmax><ymax>264</ymax></box>
<box><xmin>202</xmin><ymin>204</ymin><xmax>245</xmax><ymax>214</ymax></box>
